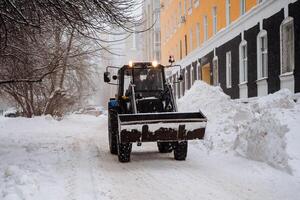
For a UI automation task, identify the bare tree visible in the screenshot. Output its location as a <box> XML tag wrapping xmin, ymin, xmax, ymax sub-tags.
<box><xmin>0</xmin><ymin>0</ymin><xmax>144</xmax><ymax>116</ymax></box>
<box><xmin>1</xmin><ymin>25</ymin><xmax>98</xmax><ymax>117</ymax></box>
<box><xmin>0</xmin><ymin>0</ymin><xmax>143</xmax><ymax>84</ymax></box>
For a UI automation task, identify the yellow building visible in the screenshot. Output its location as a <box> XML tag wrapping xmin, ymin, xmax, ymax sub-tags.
<box><xmin>161</xmin><ymin>0</ymin><xmax>300</xmax><ymax>99</ymax></box>
<box><xmin>160</xmin><ymin>0</ymin><xmax>257</xmax><ymax>65</ymax></box>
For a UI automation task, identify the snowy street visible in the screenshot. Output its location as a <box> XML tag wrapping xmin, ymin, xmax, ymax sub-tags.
<box><xmin>1</xmin><ymin>1</ymin><xmax>300</xmax><ymax>199</ymax></box>
<box><xmin>1</xmin><ymin>82</ymin><xmax>300</xmax><ymax>200</ymax></box>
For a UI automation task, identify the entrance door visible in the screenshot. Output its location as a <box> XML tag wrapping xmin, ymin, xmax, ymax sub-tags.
<box><xmin>201</xmin><ymin>63</ymin><xmax>211</xmax><ymax>84</ymax></box>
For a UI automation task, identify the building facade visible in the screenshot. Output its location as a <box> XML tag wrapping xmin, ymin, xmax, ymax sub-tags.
<box><xmin>142</xmin><ymin>0</ymin><xmax>161</xmax><ymax>62</ymax></box>
<box><xmin>161</xmin><ymin>0</ymin><xmax>300</xmax><ymax>99</ymax></box>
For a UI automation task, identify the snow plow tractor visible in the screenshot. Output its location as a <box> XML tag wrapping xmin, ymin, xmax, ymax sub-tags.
<box><xmin>104</xmin><ymin>61</ymin><xmax>207</xmax><ymax>162</ymax></box>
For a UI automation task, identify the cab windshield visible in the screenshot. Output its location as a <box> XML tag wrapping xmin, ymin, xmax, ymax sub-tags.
<box><xmin>123</xmin><ymin>66</ymin><xmax>164</xmax><ymax>97</ymax></box>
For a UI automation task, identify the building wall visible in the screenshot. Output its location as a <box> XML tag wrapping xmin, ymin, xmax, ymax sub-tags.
<box><xmin>164</xmin><ymin>0</ymin><xmax>300</xmax><ymax>99</ymax></box>
<box><xmin>264</xmin><ymin>10</ymin><xmax>284</xmax><ymax>94</ymax></box>
<box><xmin>161</xmin><ymin>0</ymin><xmax>257</xmax><ymax>65</ymax></box>
<box><xmin>244</xmin><ymin>24</ymin><xmax>259</xmax><ymax>97</ymax></box>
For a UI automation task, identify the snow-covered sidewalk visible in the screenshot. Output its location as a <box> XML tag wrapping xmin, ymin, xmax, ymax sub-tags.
<box><xmin>0</xmin><ymin>82</ymin><xmax>300</xmax><ymax>200</ymax></box>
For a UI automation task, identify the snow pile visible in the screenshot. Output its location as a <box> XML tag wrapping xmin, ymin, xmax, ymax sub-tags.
<box><xmin>178</xmin><ymin>81</ymin><xmax>292</xmax><ymax>171</ymax></box>
<box><xmin>233</xmin><ymin>111</ymin><xmax>289</xmax><ymax>170</ymax></box>
<box><xmin>250</xmin><ymin>88</ymin><xmax>295</xmax><ymax>111</ymax></box>
<box><xmin>0</xmin><ymin>165</ymin><xmax>38</xmax><ymax>200</ymax></box>
<box><xmin>178</xmin><ymin>81</ymin><xmax>250</xmax><ymax>151</ymax></box>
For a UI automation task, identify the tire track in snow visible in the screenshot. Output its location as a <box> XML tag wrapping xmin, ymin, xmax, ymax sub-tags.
<box><xmin>63</xmin><ymin>139</ymin><xmax>99</xmax><ymax>200</ymax></box>
<box><xmin>64</xmin><ymin>141</ymin><xmax>79</xmax><ymax>200</ymax></box>
<box><xmin>92</xmin><ymin>140</ymin><xmax>178</xmax><ymax>200</ymax></box>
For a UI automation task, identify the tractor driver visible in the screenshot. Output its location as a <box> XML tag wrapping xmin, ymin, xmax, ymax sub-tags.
<box><xmin>133</xmin><ymin>69</ymin><xmax>147</xmax><ymax>91</ymax></box>
<box><xmin>145</xmin><ymin>68</ymin><xmax>162</xmax><ymax>90</ymax></box>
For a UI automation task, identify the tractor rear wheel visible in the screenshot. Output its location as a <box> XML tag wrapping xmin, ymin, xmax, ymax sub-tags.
<box><xmin>157</xmin><ymin>142</ymin><xmax>173</xmax><ymax>153</ymax></box>
<box><xmin>118</xmin><ymin>142</ymin><xmax>132</xmax><ymax>162</ymax></box>
<box><xmin>108</xmin><ymin>109</ymin><xmax>118</xmax><ymax>155</ymax></box>
<box><xmin>174</xmin><ymin>141</ymin><xmax>188</xmax><ymax>161</ymax></box>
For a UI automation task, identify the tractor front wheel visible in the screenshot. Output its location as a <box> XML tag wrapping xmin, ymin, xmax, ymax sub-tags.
<box><xmin>118</xmin><ymin>142</ymin><xmax>132</xmax><ymax>162</ymax></box>
<box><xmin>157</xmin><ymin>142</ymin><xmax>173</xmax><ymax>153</ymax></box>
<box><xmin>173</xmin><ymin>141</ymin><xmax>188</xmax><ymax>161</ymax></box>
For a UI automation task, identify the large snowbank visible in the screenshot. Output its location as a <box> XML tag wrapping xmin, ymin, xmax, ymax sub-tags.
<box><xmin>178</xmin><ymin>81</ymin><xmax>296</xmax><ymax>171</ymax></box>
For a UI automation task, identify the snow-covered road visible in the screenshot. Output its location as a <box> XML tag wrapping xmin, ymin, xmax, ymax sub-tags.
<box><xmin>1</xmin><ymin>113</ymin><xmax>300</xmax><ymax>200</ymax></box>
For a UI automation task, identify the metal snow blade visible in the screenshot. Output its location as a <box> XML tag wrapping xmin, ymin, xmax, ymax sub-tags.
<box><xmin>118</xmin><ymin>112</ymin><xmax>207</xmax><ymax>143</ymax></box>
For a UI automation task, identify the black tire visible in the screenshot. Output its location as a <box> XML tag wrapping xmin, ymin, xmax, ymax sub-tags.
<box><xmin>174</xmin><ymin>141</ymin><xmax>188</xmax><ymax>161</ymax></box>
<box><xmin>157</xmin><ymin>142</ymin><xmax>173</xmax><ymax>153</ymax></box>
<box><xmin>118</xmin><ymin>142</ymin><xmax>132</xmax><ymax>162</ymax></box>
<box><xmin>108</xmin><ymin>109</ymin><xmax>118</xmax><ymax>155</ymax></box>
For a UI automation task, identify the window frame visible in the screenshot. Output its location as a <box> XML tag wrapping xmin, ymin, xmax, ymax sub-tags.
<box><xmin>213</xmin><ymin>56</ymin><xmax>219</xmax><ymax>86</ymax></box>
<box><xmin>240</xmin><ymin>0</ymin><xmax>246</xmax><ymax>16</ymax></box>
<box><xmin>184</xmin><ymin>34</ymin><xmax>188</xmax><ymax>56</ymax></box>
<box><xmin>203</xmin><ymin>15</ymin><xmax>208</xmax><ymax>41</ymax></box>
<box><xmin>257</xmin><ymin>30</ymin><xmax>268</xmax><ymax>79</ymax></box>
<box><xmin>179</xmin><ymin>2</ymin><xmax>182</xmax><ymax>18</ymax></box>
<box><xmin>196</xmin><ymin>22</ymin><xmax>200</xmax><ymax>47</ymax></box>
<box><xmin>226</xmin><ymin>51</ymin><xmax>232</xmax><ymax>88</ymax></box>
<box><xmin>226</xmin><ymin>0</ymin><xmax>231</xmax><ymax>26</ymax></box>
<box><xmin>194</xmin><ymin>0</ymin><xmax>200</xmax><ymax>8</ymax></box>
<box><xmin>189</xmin><ymin>28</ymin><xmax>193</xmax><ymax>52</ymax></box>
<box><xmin>280</xmin><ymin>17</ymin><xmax>295</xmax><ymax>75</ymax></box>
<box><xmin>188</xmin><ymin>0</ymin><xmax>193</xmax><ymax>15</ymax></box>
<box><xmin>184</xmin><ymin>0</ymin><xmax>187</xmax><ymax>15</ymax></box>
<box><xmin>239</xmin><ymin>40</ymin><xmax>248</xmax><ymax>83</ymax></box>
<box><xmin>212</xmin><ymin>6</ymin><xmax>217</xmax><ymax>35</ymax></box>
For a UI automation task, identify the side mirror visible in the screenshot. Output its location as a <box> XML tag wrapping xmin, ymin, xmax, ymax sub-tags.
<box><xmin>104</xmin><ymin>72</ymin><xmax>110</xmax><ymax>83</ymax></box>
<box><xmin>112</xmin><ymin>75</ymin><xmax>118</xmax><ymax>80</ymax></box>
<box><xmin>178</xmin><ymin>74</ymin><xmax>183</xmax><ymax>82</ymax></box>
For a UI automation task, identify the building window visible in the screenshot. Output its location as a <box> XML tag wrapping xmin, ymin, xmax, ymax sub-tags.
<box><xmin>203</xmin><ymin>15</ymin><xmax>208</xmax><ymax>41</ymax></box>
<box><xmin>212</xmin><ymin>7</ymin><xmax>217</xmax><ymax>35</ymax></box>
<box><xmin>179</xmin><ymin>2</ymin><xmax>182</xmax><ymax>19</ymax></box>
<box><xmin>280</xmin><ymin>17</ymin><xmax>295</xmax><ymax>74</ymax></box>
<box><xmin>226</xmin><ymin>51</ymin><xmax>232</xmax><ymax>88</ymax></box>
<box><xmin>240</xmin><ymin>0</ymin><xmax>246</xmax><ymax>15</ymax></box>
<box><xmin>189</xmin><ymin>0</ymin><xmax>193</xmax><ymax>11</ymax></box>
<box><xmin>194</xmin><ymin>0</ymin><xmax>200</xmax><ymax>8</ymax></box>
<box><xmin>213</xmin><ymin>56</ymin><xmax>219</xmax><ymax>86</ymax></box>
<box><xmin>184</xmin><ymin>34</ymin><xmax>188</xmax><ymax>56</ymax></box>
<box><xmin>180</xmin><ymin>40</ymin><xmax>182</xmax><ymax>59</ymax></box>
<box><xmin>226</xmin><ymin>0</ymin><xmax>231</xmax><ymax>26</ymax></box>
<box><xmin>184</xmin><ymin>0</ymin><xmax>187</xmax><ymax>15</ymax></box>
<box><xmin>189</xmin><ymin>28</ymin><xmax>193</xmax><ymax>52</ymax></box>
<box><xmin>257</xmin><ymin>30</ymin><xmax>268</xmax><ymax>79</ymax></box>
<box><xmin>239</xmin><ymin>40</ymin><xmax>248</xmax><ymax>83</ymax></box>
<box><xmin>196</xmin><ymin>22</ymin><xmax>200</xmax><ymax>47</ymax></box>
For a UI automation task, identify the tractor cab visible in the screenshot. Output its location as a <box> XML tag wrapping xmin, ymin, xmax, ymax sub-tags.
<box><xmin>117</xmin><ymin>62</ymin><xmax>173</xmax><ymax>114</ymax></box>
<box><xmin>120</xmin><ymin>62</ymin><xmax>165</xmax><ymax>98</ymax></box>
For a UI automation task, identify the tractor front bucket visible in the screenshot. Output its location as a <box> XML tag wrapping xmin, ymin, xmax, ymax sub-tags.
<box><xmin>118</xmin><ymin>112</ymin><xmax>207</xmax><ymax>143</ymax></box>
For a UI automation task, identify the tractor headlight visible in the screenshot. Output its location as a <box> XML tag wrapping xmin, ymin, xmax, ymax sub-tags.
<box><xmin>129</xmin><ymin>61</ymin><xmax>133</xmax><ymax>67</ymax></box>
<box><xmin>152</xmin><ymin>60</ymin><xmax>158</xmax><ymax>67</ymax></box>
